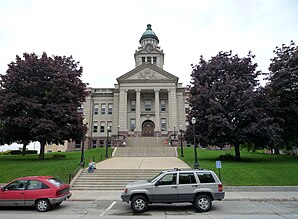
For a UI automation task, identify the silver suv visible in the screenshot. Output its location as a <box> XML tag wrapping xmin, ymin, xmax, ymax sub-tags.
<box><xmin>121</xmin><ymin>168</ymin><xmax>225</xmax><ymax>213</ymax></box>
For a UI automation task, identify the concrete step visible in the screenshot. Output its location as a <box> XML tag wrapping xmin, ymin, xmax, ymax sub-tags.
<box><xmin>124</xmin><ymin>137</ymin><xmax>167</xmax><ymax>147</ymax></box>
<box><xmin>71</xmin><ymin>169</ymin><xmax>161</xmax><ymax>190</ymax></box>
<box><xmin>114</xmin><ymin>146</ymin><xmax>176</xmax><ymax>157</ymax></box>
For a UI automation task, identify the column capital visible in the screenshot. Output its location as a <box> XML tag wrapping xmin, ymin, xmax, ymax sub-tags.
<box><xmin>135</xmin><ymin>89</ymin><xmax>141</xmax><ymax>93</ymax></box>
<box><xmin>154</xmin><ymin>88</ymin><xmax>160</xmax><ymax>92</ymax></box>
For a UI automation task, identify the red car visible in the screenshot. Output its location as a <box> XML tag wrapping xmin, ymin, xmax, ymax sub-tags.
<box><xmin>0</xmin><ymin>176</ymin><xmax>72</xmax><ymax>212</ymax></box>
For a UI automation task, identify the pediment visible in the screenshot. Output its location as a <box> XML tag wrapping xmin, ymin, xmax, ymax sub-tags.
<box><xmin>117</xmin><ymin>63</ymin><xmax>178</xmax><ymax>83</ymax></box>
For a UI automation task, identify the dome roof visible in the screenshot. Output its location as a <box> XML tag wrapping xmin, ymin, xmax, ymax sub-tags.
<box><xmin>139</xmin><ymin>24</ymin><xmax>159</xmax><ymax>43</ymax></box>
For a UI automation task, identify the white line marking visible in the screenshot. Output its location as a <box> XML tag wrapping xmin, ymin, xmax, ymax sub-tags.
<box><xmin>100</xmin><ymin>201</ymin><xmax>117</xmax><ymax>216</ymax></box>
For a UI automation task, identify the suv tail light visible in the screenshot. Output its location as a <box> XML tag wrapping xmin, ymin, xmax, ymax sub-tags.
<box><xmin>218</xmin><ymin>184</ymin><xmax>223</xmax><ymax>192</ymax></box>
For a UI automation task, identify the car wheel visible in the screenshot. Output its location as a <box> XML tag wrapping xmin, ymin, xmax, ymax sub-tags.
<box><xmin>193</xmin><ymin>194</ymin><xmax>212</xmax><ymax>212</ymax></box>
<box><xmin>36</xmin><ymin>199</ymin><xmax>51</xmax><ymax>212</ymax></box>
<box><xmin>131</xmin><ymin>195</ymin><xmax>148</xmax><ymax>213</ymax></box>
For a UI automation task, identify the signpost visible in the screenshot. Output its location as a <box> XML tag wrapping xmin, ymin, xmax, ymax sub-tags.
<box><xmin>216</xmin><ymin>160</ymin><xmax>222</xmax><ymax>181</ymax></box>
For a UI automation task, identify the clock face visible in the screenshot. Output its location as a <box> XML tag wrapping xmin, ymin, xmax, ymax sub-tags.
<box><xmin>145</xmin><ymin>44</ymin><xmax>154</xmax><ymax>52</ymax></box>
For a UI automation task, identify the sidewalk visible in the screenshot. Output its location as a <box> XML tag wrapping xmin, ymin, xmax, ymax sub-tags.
<box><xmin>70</xmin><ymin>188</ymin><xmax>298</xmax><ymax>202</ymax></box>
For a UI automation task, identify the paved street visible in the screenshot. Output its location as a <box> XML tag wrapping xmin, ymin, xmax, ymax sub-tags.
<box><xmin>0</xmin><ymin>200</ymin><xmax>298</xmax><ymax>219</ymax></box>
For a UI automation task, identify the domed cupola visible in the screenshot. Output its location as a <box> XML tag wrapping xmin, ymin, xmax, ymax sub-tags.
<box><xmin>134</xmin><ymin>24</ymin><xmax>164</xmax><ymax>69</ymax></box>
<box><xmin>139</xmin><ymin>24</ymin><xmax>159</xmax><ymax>44</ymax></box>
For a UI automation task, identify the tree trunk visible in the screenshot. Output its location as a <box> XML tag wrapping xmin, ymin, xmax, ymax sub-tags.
<box><xmin>39</xmin><ymin>141</ymin><xmax>45</xmax><ymax>160</ymax></box>
<box><xmin>234</xmin><ymin>143</ymin><xmax>241</xmax><ymax>161</ymax></box>
<box><xmin>21</xmin><ymin>141</ymin><xmax>29</xmax><ymax>156</ymax></box>
<box><xmin>273</xmin><ymin>145</ymin><xmax>280</xmax><ymax>154</ymax></box>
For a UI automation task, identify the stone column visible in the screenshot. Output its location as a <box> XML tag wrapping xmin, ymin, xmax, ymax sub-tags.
<box><xmin>168</xmin><ymin>89</ymin><xmax>172</xmax><ymax>131</ymax></box>
<box><xmin>135</xmin><ymin>89</ymin><xmax>141</xmax><ymax>132</ymax></box>
<box><xmin>119</xmin><ymin>89</ymin><xmax>128</xmax><ymax>131</ymax></box>
<box><xmin>168</xmin><ymin>88</ymin><xmax>177</xmax><ymax>131</ymax></box>
<box><xmin>154</xmin><ymin>89</ymin><xmax>160</xmax><ymax>132</ymax></box>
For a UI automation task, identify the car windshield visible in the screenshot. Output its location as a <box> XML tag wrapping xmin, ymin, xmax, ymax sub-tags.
<box><xmin>147</xmin><ymin>172</ymin><xmax>163</xmax><ymax>183</ymax></box>
<box><xmin>47</xmin><ymin>178</ymin><xmax>65</xmax><ymax>187</ymax></box>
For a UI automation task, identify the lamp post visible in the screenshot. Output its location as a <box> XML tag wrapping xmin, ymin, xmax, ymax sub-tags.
<box><xmin>80</xmin><ymin>119</ymin><xmax>88</xmax><ymax>166</ymax></box>
<box><xmin>174</xmin><ymin>125</ymin><xmax>176</xmax><ymax>139</ymax></box>
<box><xmin>191</xmin><ymin>117</ymin><xmax>199</xmax><ymax>169</ymax></box>
<box><xmin>117</xmin><ymin>125</ymin><xmax>120</xmax><ymax>139</ymax></box>
<box><xmin>105</xmin><ymin>125</ymin><xmax>111</xmax><ymax>158</ymax></box>
<box><xmin>179</xmin><ymin>125</ymin><xmax>184</xmax><ymax>157</ymax></box>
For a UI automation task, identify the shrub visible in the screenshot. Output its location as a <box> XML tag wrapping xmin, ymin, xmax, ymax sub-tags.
<box><xmin>218</xmin><ymin>153</ymin><xmax>234</xmax><ymax>160</ymax></box>
<box><xmin>26</xmin><ymin>150</ymin><xmax>38</xmax><ymax>154</ymax></box>
<box><xmin>53</xmin><ymin>154</ymin><xmax>66</xmax><ymax>159</ymax></box>
<box><xmin>9</xmin><ymin>150</ymin><xmax>22</xmax><ymax>155</ymax></box>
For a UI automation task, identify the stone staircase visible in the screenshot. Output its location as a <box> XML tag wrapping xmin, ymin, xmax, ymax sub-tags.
<box><xmin>71</xmin><ymin>136</ymin><xmax>177</xmax><ymax>190</ymax></box>
<box><xmin>71</xmin><ymin>168</ymin><xmax>161</xmax><ymax>190</ymax></box>
<box><xmin>113</xmin><ymin>136</ymin><xmax>176</xmax><ymax>157</ymax></box>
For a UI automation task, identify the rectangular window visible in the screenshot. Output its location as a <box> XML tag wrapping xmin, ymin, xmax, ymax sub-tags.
<box><xmin>93</xmin><ymin>121</ymin><xmax>98</xmax><ymax>133</ymax></box>
<box><xmin>153</xmin><ymin>57</ymin><xmax>157</xmax><ymax>65</ymax></box>
<box><xmin>78</xmin><ymin>105</ymin><xmax>84</xmax><ymax>114</ymax></box>
<box><xmin>145</xmin><ymin>99</ymin><xmax>151</xmax><ymax>111</ymax></box>
<box><xmin>179</xmin><ymin>173</ymin><xmax>197</xmax><ymax>184</ymax></box>
<box><xmin>107</xmin><ymin>121</ymin><xmax>112</xmax><ymax>130</ymax></box>
<box><xmin>92</xmin><ymin>140</ymin><xmax>97</xmax><ymax>148</ymax></box>
<box><xmin>108</xmin><ymin>103</ymin><xmax>113</xmax><ymax>115</ymax></box>
<box><xmin>131</xmin><ymin>100</ymin><xmax>136</xmax><ymax>112</ymax></box>
<box><xmin>142</xmin><ymin>57</ymin><xmax>146</xmax><ymax>63</ymax></box>
<box><xmin>160</xmin><ymin>99</ymin><xmax>166</xmax><ymax>112</ymax></box>
<box><xmin>101</xmin><ymin>103</ymin><xmax>106</xmax><ymax>115</ymax></box>
<box><xmin>185</xmin><ymin>107</ymin><xmax>190</xmax><ymax>114</ymax></box>
<box><xmin>99</xmin><ymin>140</ymin><xmax>104</xmax><ymax>147</ymax></box>
<box><xmin>130</xmin><ymin>118</ymin><xmax>136</xmax><ymax>131</ymax></box>
<box><xmin>94</xmin><ymin>103</ymin><xmax>99</xmax><ymax>115</ymax></box>
<box><xmin>100</xmin><ymin>121</ymin><xmax>105</xmax><ymax>133</ymax></box>
<box><xmin>197</xmin><ymin>172</ymin><xmax>216</xmax><ymax>183</ymax></box>
<box><xmin>161</xmin><ymin>118</ymin><xmax>166</xmax><ymax>131</ymax></box>
<box><xmin>75</xmin><ymin>143</ymin><xmax>81</xmax><ymax>149</ymax></box>
<box><xmin>147</xmin><ymin>57</ymin><xmax>151</xmax><ymax>63</ymax></box>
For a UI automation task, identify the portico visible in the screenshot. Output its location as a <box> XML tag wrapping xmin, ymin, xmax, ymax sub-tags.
<box><xmin>117</xmin><ymin>86</ymin><xmax>178</xmax><ymax>137</ymax></box>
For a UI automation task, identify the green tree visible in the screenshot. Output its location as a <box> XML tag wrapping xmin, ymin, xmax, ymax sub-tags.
<box><xmin>0</xmin><ymin>52</ymin><xmax>88</xmax><ymax>159</ymax></box>
<box><xmin>187</xmin><ymin>51</ymin><xmax>273</xmax><ymax>160</ymax></box>
<box><xmin>266</xmin><ymin>41</ymin><xmax>298</xmax><ymax>151</ymax></box>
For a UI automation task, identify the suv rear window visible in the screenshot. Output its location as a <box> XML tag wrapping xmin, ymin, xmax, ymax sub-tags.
<box><xmin>47</xmin><ymin>178</ymin><xmax>65</xmax><ymax>187</ymax></box>
<box><xmin>196</xmin><ymin>172</ymin><xmax>215</xmax><ymax>183</ymax></box>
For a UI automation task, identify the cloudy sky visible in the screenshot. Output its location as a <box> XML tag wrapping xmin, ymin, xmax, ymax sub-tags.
<box><xmin>0</xmin><ymin>0</ymin><xmax>297</xmax><ymax>89</ymax></box>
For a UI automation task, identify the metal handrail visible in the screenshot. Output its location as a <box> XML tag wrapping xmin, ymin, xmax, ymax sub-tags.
<box><xmin>68</xmin><ymin>158</ymin><xmax>85</xmax><ymax>184</ymax></box>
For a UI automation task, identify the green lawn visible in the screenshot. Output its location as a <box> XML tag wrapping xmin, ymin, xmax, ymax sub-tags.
<box><xmin>1</xmin><ymin>147</ymin><xmax>297</xmax><ymax>186</ymax></box>
<box><xmin>0</xmin><ymin>148</ymin><xmax>113</xmax><ymax>183</ymax></box>
<box><xmin>178</xmin><ymin>147</ymin><xmax>298</xmax><ymax>186</ymax></box>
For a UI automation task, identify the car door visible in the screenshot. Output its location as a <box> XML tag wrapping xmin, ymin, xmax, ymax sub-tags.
<box><xmin>151</xmin><ymin>173</ymin><xmax>178</xmax><ymax>202</ymax></box>
<box><xmin>177</xmin><ymin>172</ymin><xmax>198</xmax><ymax>202</ymax></box>
<box><xmin>0</xmin><ymin>180</ymin><xmax>27</xmax><ymax>206</ymax></box>
<box><xmin>24</xmin><ymin>180</ymin><xmax>51</xmax><ymax>206</ymax></box>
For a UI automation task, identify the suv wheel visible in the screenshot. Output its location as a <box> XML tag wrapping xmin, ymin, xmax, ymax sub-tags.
<box><xmin>193</xmin><ymin>194</ymin><xmax>212</xmax><ymax>212</ymax></box>
<box><xmin>131</xmin><ymin>195</ymin><xmax>148</xmax><ymax>213</ymax></box>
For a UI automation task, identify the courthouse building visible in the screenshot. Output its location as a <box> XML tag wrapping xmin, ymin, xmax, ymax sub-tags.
<box><xmin>68</xmin><ymin>24</ymin><xmax>189</xmax><ymax>151</ymax></box>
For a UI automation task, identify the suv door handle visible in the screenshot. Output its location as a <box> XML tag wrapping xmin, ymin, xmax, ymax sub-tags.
<box><xmin>192</xmin><ymin>185</ymin><xmax>198</xmax><ymax>187</ymax></box>
<box><xmin>172</xmin><ymin>186</ymin><xmax>177</xmax><ymax>188</ymax></box>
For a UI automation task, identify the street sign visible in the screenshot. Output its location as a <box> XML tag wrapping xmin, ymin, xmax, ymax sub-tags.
<box><xmin>216</xmin><ymin>160</ymin><xmax>222</xmax><ymax>169</ymax></box>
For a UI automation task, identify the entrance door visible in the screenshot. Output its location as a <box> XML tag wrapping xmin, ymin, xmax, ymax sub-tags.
<box><xmin>142</xmin><ymin>121</ymin><xmax>155</xmax><ymax>136</ymax></box>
